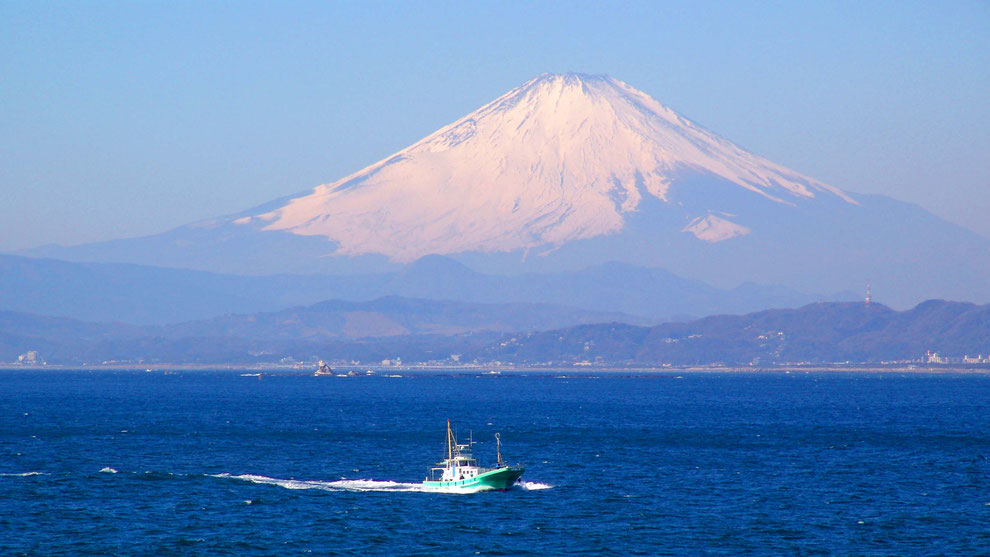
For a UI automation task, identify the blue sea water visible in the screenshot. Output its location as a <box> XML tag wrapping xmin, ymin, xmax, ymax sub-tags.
<box><xmin>1</xmin><ymin>370</ymin><xmax>988</xmax><ymax>555</ymax></box>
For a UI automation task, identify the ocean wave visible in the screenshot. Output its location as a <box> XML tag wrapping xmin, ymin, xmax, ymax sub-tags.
<box><xmin>99</xmin><ymin>467</ymin><xmax>118</xmax><ymax>474</ymax></box>
<box><xmin>0</xmin><ymin>471</ymin><xmax>46</xmax><ymax>477</ymax></box>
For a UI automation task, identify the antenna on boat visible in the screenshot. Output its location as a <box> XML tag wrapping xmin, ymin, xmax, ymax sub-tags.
<box><xmin>495</xmin><ymin>432</ymin><xmax>504</xmax><ymax>468</ymax></box>
<box><xmin>446</xmin><ymin>419</ymin><xmax>453</xmax><ymax>461</ymax></box>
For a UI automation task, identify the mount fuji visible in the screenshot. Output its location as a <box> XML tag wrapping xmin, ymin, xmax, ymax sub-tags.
<box><xmin>25</xmin><ymin>73</ymin><xmax>990</xmax><ymax>307</ymax></box>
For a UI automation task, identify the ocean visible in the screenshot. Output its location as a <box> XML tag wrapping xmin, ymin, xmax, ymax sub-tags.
<box><xmin>1</xmin><ymin>370</ymin><xmax>988</xmax><ymax>555</ymax></box>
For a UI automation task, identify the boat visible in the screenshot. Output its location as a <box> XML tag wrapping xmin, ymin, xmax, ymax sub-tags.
<box><xmin>423</xmin><ymin>420</ymin><xmax>524</xmax><ymax>492</ymax></box>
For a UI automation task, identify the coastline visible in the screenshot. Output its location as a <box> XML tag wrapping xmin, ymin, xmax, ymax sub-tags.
<box><xmin>2</xmin><ymin>362</ymin><xmax>988</xmax><ymax>374</ymax></box>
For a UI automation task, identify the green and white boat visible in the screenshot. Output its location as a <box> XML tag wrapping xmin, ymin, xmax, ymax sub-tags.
<box><xmin>423</xmin><ymin>420</ymin><xmax>524</xmax><ymax>492</ymax></box>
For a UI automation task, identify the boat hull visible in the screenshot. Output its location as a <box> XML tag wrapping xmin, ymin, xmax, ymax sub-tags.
<box><xmin>423</xmin><ymin>466</ymin><xmax>524</xmax><ymax>492</ymax></box>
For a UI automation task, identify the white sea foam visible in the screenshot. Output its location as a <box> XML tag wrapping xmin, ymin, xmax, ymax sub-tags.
<box><xmin>519</xmin><ymin>481</ymin><xmax>553</xmax><ymax>490</ymax></box>
<box><xmin>0</xmin><ymin>471</ymin><xmax>46</xmax><ymax>477</ymax></box>
<box><xmin>99</xmin><ymin>467</ymin><xmax>118</xmax><ymax>474</ymax></box>
<box><xmin>212</xmin><ymin>473</ymin><xmax>422</xmax><ymax>493</ymax></box>
<box><xmin>211</xmin><ymin>473</ymin><xmax>550</xmax><ymax>494</ymax></box>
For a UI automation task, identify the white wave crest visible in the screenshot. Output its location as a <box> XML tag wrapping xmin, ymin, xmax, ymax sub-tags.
<box><xmin>0</xmin><ymin>471</ymin><xmax>46</xmax><ymax>477</ymax></box>
<box><xmin>99</xmin><ymin>467</ymin><xmax>118</xmax><ymax>474</ymax></box>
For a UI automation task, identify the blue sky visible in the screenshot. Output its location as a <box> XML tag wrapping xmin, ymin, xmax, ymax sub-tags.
<box><xmin>2</xmin><ymin>0</ymin><xmax>988</xmax><ymax>251</ymax></box>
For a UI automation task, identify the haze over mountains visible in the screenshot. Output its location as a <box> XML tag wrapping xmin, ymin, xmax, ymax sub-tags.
<box><xmin>22</xmin><ymin>73</ymin><xmax>990</xmax><ymax>308</ymax></box>
<box><xmin>4</xmin><ymin>300</ymin><xmax>987</xmax><ymax>366</ymax></box>
<box><xmin>0</xmin><ymin>253</ymin><xmax>848</xmax><ymax>325</ymax></box>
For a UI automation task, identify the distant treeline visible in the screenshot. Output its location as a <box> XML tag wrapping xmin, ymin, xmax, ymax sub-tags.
<box><xmin>3</xmin><ymin>300</ymin><xmax>989</xmax><ymax>367</ymax></box>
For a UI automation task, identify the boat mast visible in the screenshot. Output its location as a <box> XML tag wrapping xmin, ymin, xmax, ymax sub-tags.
<box><xmin>446</xmin><ymin>419</ymin><xmax>453</xmax><ymax>461</ymax></box>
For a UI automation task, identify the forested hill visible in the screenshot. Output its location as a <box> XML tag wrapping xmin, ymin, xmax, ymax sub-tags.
<box><xmin>481</xmin><ymin>300</ymin><xmax>990</xmax><ymax>365</ymax></box>
<box><xmin>4</xmin><ymin>300</ymin><xmax>988</xmax><ymax>366</ymax></box>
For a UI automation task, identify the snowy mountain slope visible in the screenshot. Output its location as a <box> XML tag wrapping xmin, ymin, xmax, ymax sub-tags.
<box><xmin>243</xmin><ymin>73</ymin><xmax>857</xmax><ymax>261</ymax></box>
<box><xmin>20</xmin><ymin>73</ymin><xmax>990</xmax><ymax>307</ymax></box>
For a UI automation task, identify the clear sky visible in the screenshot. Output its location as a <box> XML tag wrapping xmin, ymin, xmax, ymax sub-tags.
<box><xmin>1</xmin><ymin>1</ymin><xmax>988</xmax><ymax>251</ymax></box>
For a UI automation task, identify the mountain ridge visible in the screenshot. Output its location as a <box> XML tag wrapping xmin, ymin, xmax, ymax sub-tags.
<box><xmin>4</xmin><ymin>300</ymin><xmax>987</xmax><ymax>366</ymax></box>
<box><xmin>17</xmin><ymin>73</ymin><xmax>990</xmax><ymax>306</ymax></box>
<box><xmin>0</xmin><ymin>253</ymin><xmax>848</xmax><ymax>325</ymax></box>
<box><xmin>0</xmin><ymin>295</ymin><xmax>645</xmax><ymax>364</ymax></box>
<box><xmin>251</xmin><ymin>72</ymin><xmax>858</xmax><ymax>261</ymax></box>
<box><xmin>482</xmin><ymin>300</ymin><xmax>990</xmax><ymax>365</ymax></box>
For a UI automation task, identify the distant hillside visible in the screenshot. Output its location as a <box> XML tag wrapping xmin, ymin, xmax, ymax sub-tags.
<box><xmin>0</xmin><ymin>254</ymin><xmax>848</xmax><ymax>325</ymax></box>
<box><xmin>160</xmin><ymin>296</ymin><xmax>650</xmax><ymax>340</ymax></box>
<box><xmin>480</xmin><ymin>301</ymin><xmax>990</xmax><ymax>365</ymax></box>
<box><xmin>3</xmin><ymin>300</ymin><xmax>988</xmax><ymax>367</ymax></box>
<box><xmin>0</xmin><ymin>296</ymin><xmax>645</xmax><ymax>364</ymax></box>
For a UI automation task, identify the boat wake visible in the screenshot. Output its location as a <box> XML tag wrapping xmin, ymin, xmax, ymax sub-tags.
<box><xmin>518</xmin><ymin>481</ymin><xmax>553</xmax><ymax>490</ymax></box>
<box><xmin>211</xmin><ymin>473</ymin><xmax>551</xmax><ymax>494</ymax></box>
<box><xmin>212</xmin><ymin>473</ymin><xmax>423</xmax><ymax>493</ymax></box>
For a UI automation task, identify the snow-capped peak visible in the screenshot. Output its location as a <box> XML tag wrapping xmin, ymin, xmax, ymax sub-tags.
<box><xmin>244</xmin><ymin>73</ymin><xmax>857</xmax><ymax>261</ymax></box>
